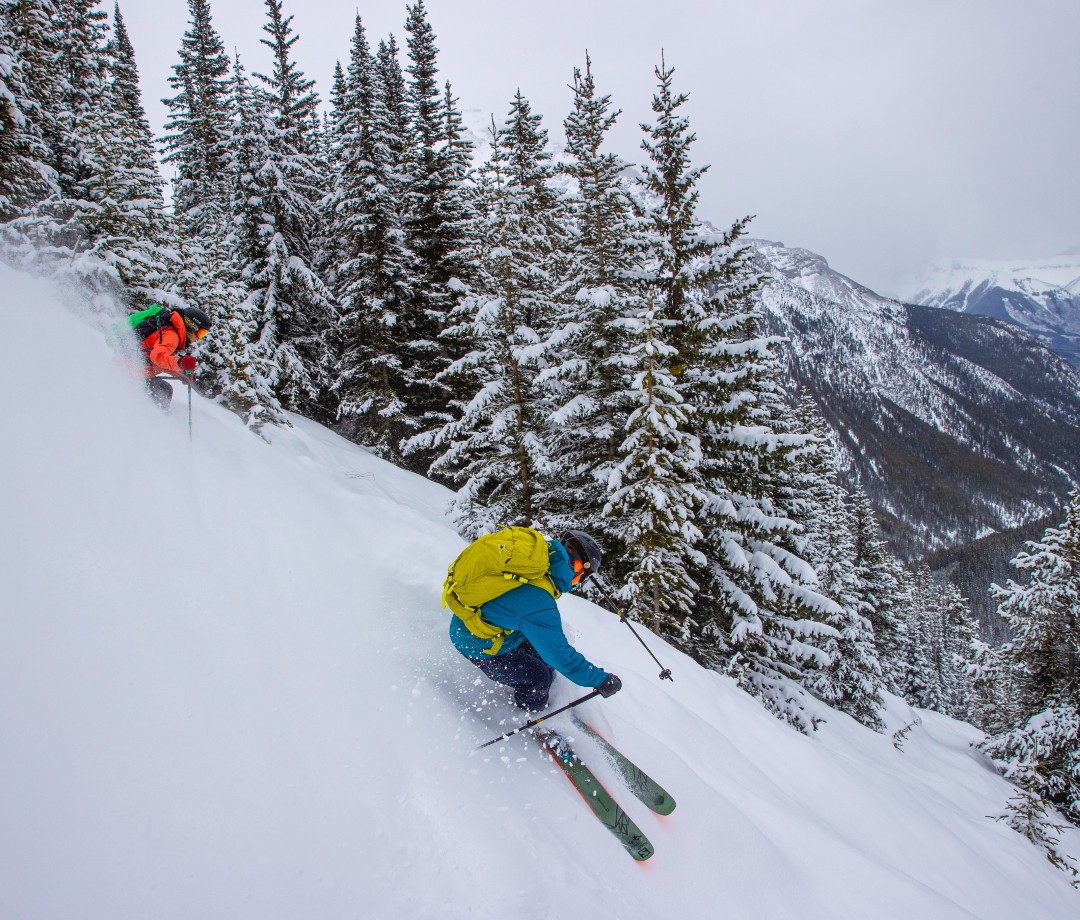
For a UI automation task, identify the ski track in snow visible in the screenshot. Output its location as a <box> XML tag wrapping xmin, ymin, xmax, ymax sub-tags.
<box><xmin>1</xmin><ymin>263</ymin><xmax>1077</xmax><ymax>919</ymax></box>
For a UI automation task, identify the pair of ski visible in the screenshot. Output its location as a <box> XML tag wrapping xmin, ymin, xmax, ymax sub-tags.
<box><xmin>532</xmin><ymin>717</ymin><xmax>675</xmax><ymax>862</ymax></box>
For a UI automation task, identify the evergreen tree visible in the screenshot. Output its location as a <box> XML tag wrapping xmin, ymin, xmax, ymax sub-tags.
<box><xmin>331</xmin><ymin>16</ymin><xmax>421</xmax><ymax>456</ymax></box>
<box><xmin>981</xmin><ymin>489</ymin><xmax>1080</xmax><ymax>824</ymax></box>
<box><xmin>1</xmin><ymin>0</ymin><xmax>108</xmax><ymax>260</ymax></box>
<box><xmin>223</xmin><ymin>53</ymin><xmax>309</xmax><ymax>427</ymax></box>
<box><xmin>967</xmin><ymin>636</ymin><xmax>1019</xmax><ymax>735</ymax></box>
<box><xmin>425</xmin><ymin>98</ymin><xmax>566</xmax><ymax>534</ymax></box>
<box><xmin>899</xmin><ymin>564</ymin><xmax>945</xmax><ymax>712</ymax></box>
<box><xmin>51</xmin><ymin>0</ymin><xmax>108</xmax><ymax>206</ymax></box>
<box><xmin>171</xmin><ymin>221</ymin><xmax>241</xmax><ymax>396</ymax></box>
<box><xmin>107</xmin><ymin>3</ymin><xmax>151</xmax><ymax>148</ymax></box>
<box><xmin>73</xmin><ymin>79</ymin><xmax>173</xmax><ymax>301</ymax></box>
<box><xmin>793</xmin><ymin>407</ymin><xmax>885</xmax><ymax>730</ymax></box>
<box><xmin>376</xmin><ymin>30</ymin><xmax>450</xmax><ymax>456</ymax></box>
<box><xmin>161</xmin><ymin>0</ymin><xmax>233</xmax><ymax>237</ymax></box>
<box><xmin>22</xmin><ymin>1</ymin><xmax>175</xmax><ymax>302</ymax></box>
<box><xmin>602</xmin><ymin>301</ymin><xmax>705</xmax><ymax>629</ymax></box>
<box><xmin>638</xmin><ymin>57</ymin><xmax>831</xmax><ymax>731</ymax></box>
<box><xmin>997</xmin><ymin>788</ymin><xmax>1079</xmax><ymax>884</ymax></box>
<box><xmin>0</xmin><ymin>0</ymin><xmax>57</xmax><ymax>219</ymax></box>
<box><xmin>851</xmin><ymin>485</ymin><xmax>907</xmax><ymax>692</ymax></box>
<box><xmin>255</xmin><ymin>0</ymin><xmax>318</xmax><ymax>155</ymax></box>
<box><xmin>545</xmin><ymin>54</ymin><xmax>643</xmax><ymax>537</ymax></box>
<box><xmin>939</xmin><ymin>582</ymin><xmax>978</xmax><ymax>720</ymax></box>
<box><xmin>396</xmin><ymin>0</ymin><xmax>476</xmax><ymax>463</ymax></box>
<box><xmin>242</xmin><ymin>0</ymin><xmax>334</xmax><ymax>416</ymax></box>
<box><xmin>376</xmin><ymin>35</ymin><xmax>409</xmax><ymax>163</ymax></box>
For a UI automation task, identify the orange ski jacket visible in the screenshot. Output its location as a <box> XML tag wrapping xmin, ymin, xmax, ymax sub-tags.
<box><xmin>141</xmin><ymin>311</ymin><xmax>188</xmax><ymax>377</ymax></box>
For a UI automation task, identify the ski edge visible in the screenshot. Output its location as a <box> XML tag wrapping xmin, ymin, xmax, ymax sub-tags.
<box><xmin>570</xmin><ymin>716</ymin><xmax>677</xmax><ymax>816</ymax></box>
<box><xmin>533</xmin><ymin>729</ymin><xmax>655</xmax><ymax>861</ymax></box>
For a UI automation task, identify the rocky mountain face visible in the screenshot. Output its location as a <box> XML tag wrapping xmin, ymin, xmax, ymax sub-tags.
<box><xmin>749</xmin><ymin>239</ymin><xmax>1080</xmax><ymax>560</ymax></box>
<box><xmin>901</xmin><ymin>253</ymin><xmax>1080</xmax><ymax>367</ymax></box>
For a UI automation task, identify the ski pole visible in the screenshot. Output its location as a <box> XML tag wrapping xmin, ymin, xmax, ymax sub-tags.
<box><xmin>186</xmin><ymin>372</ymin><xmax>193</xmax><ymax>443</ymax></box>
<box><xmin>590</xmin><ymin>577</ymin><xmax>674</xmax><ymax>681</ymax></box>
<box><xmin>475</xmin><ymin>689</ymin><xmax>601</xmax><ymax>750</ymax></box>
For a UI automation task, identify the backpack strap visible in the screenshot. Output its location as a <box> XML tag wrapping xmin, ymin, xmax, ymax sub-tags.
<box><xmin>442</xmin><ymin>565</ymin><xmax>511</xmax><ymax>656</ymax></box>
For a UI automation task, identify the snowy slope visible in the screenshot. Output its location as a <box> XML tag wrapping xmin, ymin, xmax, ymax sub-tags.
<box><xmin>902</xmin><ymin>252</ymin><xmax>1080</xmax><ymax>367</ymax></box>
<box><xmin>2</xmin><ymin>262</ymin><xmax>1078</xmax><ymax>919</ymax></box>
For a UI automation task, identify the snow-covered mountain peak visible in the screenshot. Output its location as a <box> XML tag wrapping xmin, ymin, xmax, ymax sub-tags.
<box><xmin>903</xmin><ymin>252</ymin><xmax>1080</xmax><ymax>301</ymax></box>
<box><xmin>748</xmin><ymin>238</ymin><xmax>1080</xmax><ymax>555</ymax></box>
<box><xmin>749</xmin><ymin>238</ymin><xmax>899</xmax><ymax>318</ymax></box>
<box><xmin>899</xmin><ymin>252</ymin><xmax>1080</xmax><ymax>367</ymax></box>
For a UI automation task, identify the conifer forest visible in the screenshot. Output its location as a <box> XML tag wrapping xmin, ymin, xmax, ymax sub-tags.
<box><xmin>2</xmin><ymin>0</ymin><xmax>1077</xmax><ymax>837</ymax></box>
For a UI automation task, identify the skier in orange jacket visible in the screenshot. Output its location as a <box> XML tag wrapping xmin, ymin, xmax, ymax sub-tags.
<box><xmin>141</xmin><ymin>306</ymin><xmax>212</xmax><ymax>408</ymax></box>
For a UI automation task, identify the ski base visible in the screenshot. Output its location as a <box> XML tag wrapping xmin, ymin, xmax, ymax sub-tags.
<box><xmin>571</xmin><ymin>717</ymin><xmax>676</xmax><ymax>816</ymax></box>
<box><xmin>534</xmin><ymin>729</ymin><xmax>655</xmax><ymax>861</ymax></box>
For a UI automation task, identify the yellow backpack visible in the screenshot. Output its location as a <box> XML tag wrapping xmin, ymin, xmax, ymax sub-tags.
<box><xmin>441</xmin><ymin>526</ymin><xmax>560</xmax><ymax>655</ymax></box>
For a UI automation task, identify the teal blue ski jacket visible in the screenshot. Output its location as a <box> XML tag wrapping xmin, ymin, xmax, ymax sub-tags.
<box><xmin>449</xmin><ymin>538</ymin><xmax>608</xmax><ymax>688</ymax></box>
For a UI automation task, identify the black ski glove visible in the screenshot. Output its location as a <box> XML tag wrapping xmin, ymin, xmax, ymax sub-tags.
<box><xmin>597</xmin><ymin>674</ymin><xmax>622</xmax><ymax>698</ymax></box>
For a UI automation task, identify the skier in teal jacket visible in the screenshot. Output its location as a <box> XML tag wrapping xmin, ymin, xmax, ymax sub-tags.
<box><xmin>450</xmin><ymin>531</ymin><xmax>622</xmax><ymax>711</ymax></box>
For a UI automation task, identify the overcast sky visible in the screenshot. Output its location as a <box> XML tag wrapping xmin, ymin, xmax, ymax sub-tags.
<box><xmin>120</xmin><ymin>0</ymin><xmax>1079</xmax><ymax>296</ymax></box>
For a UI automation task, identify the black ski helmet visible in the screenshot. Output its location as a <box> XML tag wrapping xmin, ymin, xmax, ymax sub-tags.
<box><xmin>179</xmin><ymin>306</ymin><xmax>213</xmax><ymax>336</ymax></box>
<box><xmin>560</xmin><ymin>530</ymin><xmax>602</xmax><ymax>578</ymax></box>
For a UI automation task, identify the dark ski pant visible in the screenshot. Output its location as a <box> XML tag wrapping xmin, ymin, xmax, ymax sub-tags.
<box><xmin>146</xmin><ymin>376</ymin><xmax>174</xmax><ymax>410</ymax></box>
<box><xmin>468</xmin><ymin>639</ymin><xmax>555</xmax><ymax>712</ymax></box>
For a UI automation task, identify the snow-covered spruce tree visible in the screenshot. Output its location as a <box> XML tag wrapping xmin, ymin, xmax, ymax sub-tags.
<box><xmin>157</xmin><ymin>0</ymin><xmax>238</xmax><ymax>395</ymax></box>
<box><xmin>939</xmin><ymin>581</ymin><xmax>979</xmax><ymax>720</ymax></box>
<box><xmin>330</xmin><ymin>15</ymin><xmax>422</xmax><ymax>458</ymax></box>
<box><xmin>49</xmin><ymin>0</ymin><xmax>106</xmax><ymax>207</ymax></box>
<box><xmin>543</xmin><ymin>54</ymin><xmax>644</xmax><ymax>538</ymax></box>
<box><xmin>79</xmin><ymin>5</ymin><xmax>180</xmax><ymax>304</ymax></box>
<box><xmin>324</xmin><ymin>17</ymin><xmax>374</xmax><ymax>438</ymax></box>
<box><xmin>602</xmin><ymin>300</ymin><xmax>705</xmax><ymax>631</ymax></box>
<box><xmin>851</xmin><ymin>484</ymin><xmax>907</xmax><ymax>693</ymax></box>
<box><xmin>0</xmin><ymin>0</ymin><xmax>57</xmax><ymax>220</ymax></box>
<box><xmin>315</xmin><ymin>59</ymin><xmax>348</xmax><ymax>301</ymax></box>
<box><xmin>997</xmin><ymin>787</ymin><xmax>1079</xmax><ymax>886</ymax></box>
<box><xmin>242</xmin><ymin>0</ymin><xmax>334</xmax><ymax>418</ymax></box>
<box><xmin>791</xmin><ymin>402</ymin><xmax>885</xmax><ymax>731</ymax></box>
<box><xmin>899</xmin><ymin>564</ymin><xmax>946</xmax><ymax>712</ymax></box>
<box><xmin>376</xmin><ymin>35</ymin><xmax>409</xmax><ymax>166</ymax></box>
<box><xmin>637</xmin><ymin>56</ymin><xmax>834</xmax><ymax>731</ymax></box>
<box><xmin>107</xmin><ymin>3</ymin><xmax>152</xmax><ymax>158</ymax></box>
<box><xmin>257</xmin><ymin>0</ymin><xmax>318</xmax><ymax>155</ymax></box>
<box><xmin>221</xmin><ymin>53</ymin><xmax>295</xmax><ymax>429</ymax></box>
<box><xmin>894</xmin><ymin>570</ymin><xmax>979</xmax><ymax>720</ymax></box>
<box><xmin>161</xmin><ymin>0</ymin><xmax>234</xmax><ymax>239</ymax></box>
<box><xmin>376</xmin><ymin>32</ymin><xmax>451</xmax><ymax>460</ymax></box>
<box><xmin>425</xmin><ymin>97</ymin><xmax>567</xmax><ymax>536</ymax></box>
<box><xmin>397</xmin><ymin>1</ymin><xmax>476</xmax><ymax>468</ymax></box>
<box><xmin>981</xmin><ymin>489</ymin><xmax>1080</xmax><ymax>825</ymax></box>
<box><xmin>1</xmin><ymin>0</ymin><xmax>106</xmax><ymax>263</ymax></box>
<box><xmin>15</xmin><ymin>2</ymin><xmax>177</xmax><ymax>307</ymax></box>
<box><xmin>967</xmin><ymin>636</ymin><xmax>1021</xmax><ymax>735</ymax></box>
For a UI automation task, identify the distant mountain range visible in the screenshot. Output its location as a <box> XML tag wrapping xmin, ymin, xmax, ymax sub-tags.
<box><xmin>748</xmin><ymin>239</ymin><xmax>1080</xmax><ymax>561</ymax></box>
<box><xmin>901</xmin><ymin>253</ymin><xmax>1080</xmax><ymax>367</ymax></box>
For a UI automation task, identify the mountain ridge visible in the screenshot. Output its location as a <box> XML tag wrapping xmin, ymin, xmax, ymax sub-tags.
<box><xmin>748</xmin><ymin>239</ymin><xmax>1080</xmax><ymax>559</ymax></box>
<box><xmin>901</xmin><ymin>254</ymin><xmax>1080</xmax><ymax>367</ymax></box>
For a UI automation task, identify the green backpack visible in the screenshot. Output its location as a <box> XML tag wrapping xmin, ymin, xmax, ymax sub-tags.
<box><xmin>107</xmin><ymin>304</ymin><xmax>175</xmax><ymax>351</ymax></box>
<box><xmin>441</xmin><ymin>526</ymin><xmax>560</xmax><ymax>655</ymax></box>
<box><xmin>129</xmin><ymin>304</ymin><xmax>175</xmax><ymax>341</ymax></box>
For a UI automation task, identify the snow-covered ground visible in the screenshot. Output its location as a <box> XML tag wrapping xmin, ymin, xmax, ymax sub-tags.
<box><xmin>2</xmin><ymin>262</ymin><xmax>1077</xmax><ymax>919</ymax></box>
